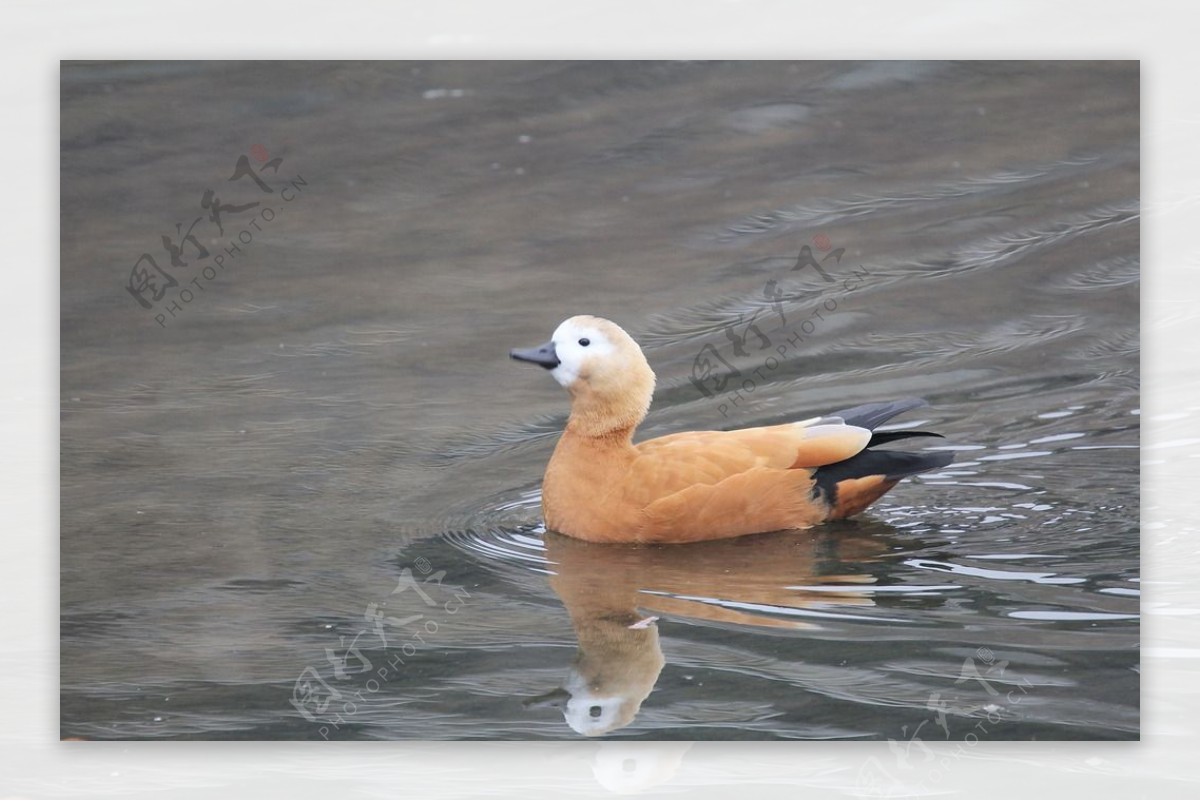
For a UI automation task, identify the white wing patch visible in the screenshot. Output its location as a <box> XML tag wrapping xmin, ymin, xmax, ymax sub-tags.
<box><xmin>793</xmin><ymin>415</ymin><xmax>845</xmax><ymax>428</ymax></box>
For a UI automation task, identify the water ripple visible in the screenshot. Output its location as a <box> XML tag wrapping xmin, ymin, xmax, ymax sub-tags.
<box><xmin>1047</xmin><ymin>255</ymin><xmax>1141</xmax><ymax>293</ymax></box>
<box><xmin>714</xmin><ymin>155</ymin><xmax>1105</xmax><ymax>242</ymax></box>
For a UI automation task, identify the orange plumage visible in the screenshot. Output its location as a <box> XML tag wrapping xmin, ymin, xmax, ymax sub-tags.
<box><xmin>511</xmin><ymin>315</ymin><xmax>952</xmax><ymax>543</ymax></box>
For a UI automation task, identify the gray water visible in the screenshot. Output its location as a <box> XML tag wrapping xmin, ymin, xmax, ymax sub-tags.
<box><xmin>60</xmin><ymin>61</ymin><xmax>1138</xmax><ymax>741</ymax></box>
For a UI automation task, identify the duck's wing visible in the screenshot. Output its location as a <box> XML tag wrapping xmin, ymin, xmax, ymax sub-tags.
<box><xmin>631</xmin><ymin>466</ymin><xmax>823</xmax><ymax>541</ymax></box>
<box><xmin>621</xmin><ymin>399</ymin><xmax>953</xmax><ymax>540</ymax></box>
<box><xmin>634</xmin><ymin>420</ymin><xmax>872</xmax><ymax>478</ymax></box>
<box><xmin>621</xmin><ymin>423</ymin><xmax>872</xmax><ymax>542</ymax></box>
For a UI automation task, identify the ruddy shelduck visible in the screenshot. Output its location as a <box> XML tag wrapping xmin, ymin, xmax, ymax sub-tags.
<box><xmin>511</xmin><ymin>315</ymin><xmax>953</xmax><ymax>544</ymax></box>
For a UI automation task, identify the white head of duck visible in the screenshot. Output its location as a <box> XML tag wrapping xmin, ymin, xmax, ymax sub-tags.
<box><xmin>510</xmin><ymin>315</ymin><xmax>656</xmax><ymax>438</ymax></box>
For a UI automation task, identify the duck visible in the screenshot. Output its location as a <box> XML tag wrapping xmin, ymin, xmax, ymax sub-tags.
<box><xmin>510</xmin><ymin>315</ymin><xmax>953</xmax><ymax>544</ymax></box>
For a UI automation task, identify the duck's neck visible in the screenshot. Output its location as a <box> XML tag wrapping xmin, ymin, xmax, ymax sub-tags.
<box><xmin>564</xmin><ymin>388</ymin><xmax>648</xmax><ymax>441</ymax></box>
<box><xmin>564</xmin><ymin>417</ymin><xmax>637</xmax><ymax>442</ymax></box>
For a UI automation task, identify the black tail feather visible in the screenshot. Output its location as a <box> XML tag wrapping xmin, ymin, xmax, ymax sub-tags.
<box><xmin>810</xmin><ymin>398</ymin><xmax>955</xmax><ymax>508</ymax></box>
<box><xmin>812</xmin><ymin>449</ymin><xmax>955</xmax><ymax>501</ymax></box>
<box><xmin>828</xmin><ymin>398</ymin><xmax>928</xmax><ymax>431</ymax></box>
<box><xmin>868</xmin><ymin>430</ymin><xmax>944</xmax><ymax>447</ymax></box>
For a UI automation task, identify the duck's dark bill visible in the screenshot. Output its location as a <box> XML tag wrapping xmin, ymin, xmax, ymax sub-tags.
<box><xmin>522</xmin><ymin>687</ymin><xmax>570</xmax><ymax>709</ymax></box>
<box><xmin>510</xmin><ymin>341</ymin><xmax>560</xmax><ymax>369</ymax></box>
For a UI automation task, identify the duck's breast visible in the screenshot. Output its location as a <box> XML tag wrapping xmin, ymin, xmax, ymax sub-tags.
<box><xmin>542</xmin><ymin>433</ymin><xmax>642</xmax><ymax>541</ymax></box>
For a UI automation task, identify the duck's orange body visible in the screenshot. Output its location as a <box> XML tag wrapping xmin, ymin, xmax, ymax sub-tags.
<box><xmin>511</xmin><ymin>315</ymin><xmax>952</xmax><ymax>544</ymax></box>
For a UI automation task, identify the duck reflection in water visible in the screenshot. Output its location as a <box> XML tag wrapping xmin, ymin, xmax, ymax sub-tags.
<box><xmin>525</xmin><ymin>525</ymin><xmax>894</xmax><ymax>736</ymax></box>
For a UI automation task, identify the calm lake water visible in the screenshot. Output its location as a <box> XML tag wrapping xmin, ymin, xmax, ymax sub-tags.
<box><xmin>60</xmin><ymin>61</ymin><xmax>1138</xmax><ymax>742</ymax></box>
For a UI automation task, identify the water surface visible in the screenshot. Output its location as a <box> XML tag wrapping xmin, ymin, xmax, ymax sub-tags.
<box><xmin>60</xmin><ymin>60</ymin><xmax>1138</xmax><ymax>741</ymax></box>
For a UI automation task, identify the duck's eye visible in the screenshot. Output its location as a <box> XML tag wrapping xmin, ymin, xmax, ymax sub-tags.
<box><xmin>578</xmin><ymin>338</ymin><xmax>591</xmax><ymax>347</ymax></box>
